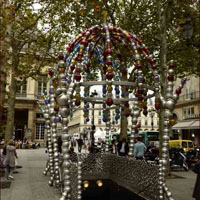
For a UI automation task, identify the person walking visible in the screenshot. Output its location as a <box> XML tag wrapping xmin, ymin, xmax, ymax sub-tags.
<box><xmin>134</xmin><ymin>137</ymin><xmax>147</xmax><ymax>160</ymax></box>
<box><xmin>192</xmin><ymin>161</ymin><xmax>200</xmax><ymax>200</ymax></box>
<box><xmin>77</xmin><ymin>137</ymin><xmax>83</xmax><ymax>153</ymax></box>
<box><xmin>3</xmin><ymin>139</ymin><xmax>18</xmax><ymax>180</ymax></box>
<box><xmin>110</xmin><ymin>139</ymin><xmax>117</xmax><ymax>154</ymax></box>
<box><xmin>117</xmin><ymin>136</ymin><xmax>129</xmax><ymax>156</ymax></box>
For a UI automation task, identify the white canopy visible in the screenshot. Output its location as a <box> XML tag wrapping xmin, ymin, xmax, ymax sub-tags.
<box><xmin>94</xmin><ymin>129</ymin><xmax>106</xmax><ymax>141</ymax></box>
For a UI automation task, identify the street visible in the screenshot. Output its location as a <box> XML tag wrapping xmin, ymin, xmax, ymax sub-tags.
<box><xmin>1</xmin><ymin>148</ymin><xmax>197</xmax><ymax>200</ymax></box>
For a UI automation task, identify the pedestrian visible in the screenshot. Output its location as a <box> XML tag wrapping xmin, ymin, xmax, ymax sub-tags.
<box><xmin>3</xmin><ymin>139</ymin><xmax>18</xmax><ymax>180</ymax></box>
<box><xmin>110</xmin><ymin>139</ymin><xmax>117</xmax><ymax>154</ymax></box>
<box><xmin>192</xmin><ymin>161</ymin><xmax>200</xmax><ymax>200</ymax></box>
<box><xmin>117</xmin><ymin>136</ymin><xmax>129</xmax><ymax>156</ymax></box>
<box><xmin>77</xmin><ymin>137</ymin><xmax>83</xmax><ymax>153</ymax></box>
<box><xmin>134</xmin><ymin>137</ymin><xmax>147</xmax><ymax>160</ymax></box>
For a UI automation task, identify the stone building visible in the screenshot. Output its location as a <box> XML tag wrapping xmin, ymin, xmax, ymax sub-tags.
<box><xmin>173</xmin><ymin>76</ymin><xmax>200</xmax><ymax>146</ymax></box>
<box><xmin>4</xmin><ymin>69</ymin><xmax>49</xmax><ymax>144</ymax></box>
<box><xmin>68</xmin><ymin>102</ymin><xmax>159</xmax><ymax>135</ymax></box>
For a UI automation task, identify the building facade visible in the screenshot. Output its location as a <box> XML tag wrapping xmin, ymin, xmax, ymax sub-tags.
<box><xmin>4</xmin><ymin>71</ymin><xmax>49</xmax><ymax>144</ymax></box>
<box><xmin>68</xmin><ymin>102</ymin><xmax>159</xmax><ymax>135</ymax></box>
<box><xmin>173</xmin><ymin>76</ymin><xmax>200</xmax><ymax>146</ymax></box>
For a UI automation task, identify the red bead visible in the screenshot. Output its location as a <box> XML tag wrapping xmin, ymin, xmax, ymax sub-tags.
<box><xmin>105</xmin><ymin>49</ymin><xmax>112</xmax><ymax>55</ymax></box>
<box><xmin>49</xmin><ymin>70</ymin><xmax>54</xmax><ymax>76</ymax></box>
<box><xmin>58</xmin><ymin>55</ymin><xmax>64</xmax><ymax>60</ymax></box>
<box><xmin>81</xmin><ymin>40</ymin><xmax>86</xmax><ymax>46</ymax></box>
<box><xmin>75</xmin><ymin>68</ymin><xmax>81</xmax><ymax>73</ymax></box>
<box><xmin>143</xmin><ymin>105</ymin><xmax>147</xmax><ymax>110</ymax></box>
<box><xmin>106</xmin><ymin>60</ymin><xmax>112</xmax><ymax>65</ymax></box>
<box><xmin>138</xmin><ymin>89</ymin><xmax>143</xmax><ymax>95</ymax></box>
<box><xmin>143</xmin><ymin>110</ymin><xmax>148</xmax><ymax>116</ymax></box>
<box><xmin>75</xmin><ymin>56</ymin><xmax>82</xmax><ymax>62</ymax></box>
<box><xmin>125</xmin><ymin>112</ymin><xmax>130</xmax><ymax>117</ymax></box>
<box><xmin>70</xmin><ymin>65</ymin><xmax>75</xmax><ymax>71</ymax></box>
<box><xmin>86</xmin><ymin>63</ymin><xmax>91</xmax><ymax>67</ymax></box>
<box><xmin>169</xmin><ymin>64</ymin><xmax>175</xmax><ymax>69</ymax></box>
<box><xmin>75</xmin><ymin>100</ymin><xmax>81</xmax><ymax>106</ymax></box>
<box><xmin>149</xmin><ymin>59</ymin><xmax>155</xmax><ymax>65</ymax></box>
<box><xmin>143</xmin><ymin>47</ymin><xmax>148</xmax><ymax>52</ymax></box>
<box><xmin>106</xmin><ymin>72</ymin><xmax>113</xmax><ymax>80</ymax></box>
<box><xmin>106</xmin><ymin>42</ymin><xmax>111</xmax><ymax>48</ymax></box>
<box><xmin>103</xmin><ymin>66</ymin><xmax>107</xmax><ymax>71</ymax></box>
<box><xmin>106</xmin><ymin>98</ymin><xmax>113</xmax><ymax>106</ymax></box>
<box><xmin>75</xmin><ymin>74</ymin><xmax>81</xmax><ymax>81</ymax></box>
<box><xmin>136</xmin><ymin>64</ymin><xmax>142</xmax><ymax>69</ymax></box>
<box><xmin>135</xmin><ymin>92</ymin><xmax>139</xmax><ymax>97</ymax></box>
<box><xmin>113</xmin><ymin>27</ymin><xmax>117</xmax><ymax>32</ymax></box>
<box><xmin>137</xmin><ymin>124</ymin><xmax>141</xmax><ymax>129</ymax></box>
<box><xmin>138</xmin><ymin>95</ymin><xmax>144</xmax><ymax>101</ymax></box>
<box><xmin>155</xmin><ymin>104</ymin><xmax>161</xmax><ymax>110</ymax></box>
<box><xmin>168</xmin><ymin>76</ymin><xmax>174</xmax><ymax>81</ymax></box>
<box><xmin>152</xmin><ymin>65</ymin><xmax>157</xmax><ymax>70</ymax></box>
<box><xmin>176</xmin><ymin>88</ymin><xmax>182</xmax><ymax>95</ymax></box>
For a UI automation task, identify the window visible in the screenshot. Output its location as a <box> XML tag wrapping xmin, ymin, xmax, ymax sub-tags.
<box><xmin>98</xmin><ymin>119</ymin><xmax>101</xmax><ymax>125</ymax></box>
<box><xmin>183</xmin><ymin>107</ymin><xmax>194</xmax><ymax>119</ymax></box>
<box><xmin>38</xmin><ymin>75</ymin><xmax>47</xmax><ymax>98</ymax></box>
<box><xmin>145</xmin><ymin>120</ymin><xmax>148</xmax><ymax>126</ymax></box>
<box><xmin>182</xmin><ymin>142</ymin><xmax>187</xmax><ymax>148</ymax></box>
<box><xmin>185</xmin><ymin>80</ymin><xmax>190</xmax><ymax>99</ymax></box>
<box><xmin>188</xmin><ymin>142</ymin><xmax>193</xmax><ymax>148</ymax></box>
<box><xmin>16</xmin><ymin>81</ymin><xmax>27</xmax><ymax>96</ymax></box>
<box><xmin>35</xmin><ymin>123</ymin><xmax>45</xmax><ymax>140</ymax></box>
<box><xmin>138</xmin><ymin>120</ymin><xmax>141</xmax><ymax>125</ymax></box>
<box><xmin>98</xmin><ymin>110</ymin><xmax>101</xmax><ymax>116</ymax></box>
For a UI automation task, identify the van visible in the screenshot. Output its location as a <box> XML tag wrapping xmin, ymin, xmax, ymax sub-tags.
<box><xmin>169</xmin><ymin>140</ymin><xmax>194</xmax><ymax>152</ymax></box>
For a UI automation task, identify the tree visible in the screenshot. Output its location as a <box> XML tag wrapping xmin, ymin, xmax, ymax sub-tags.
<box><xmin>1</xmin><ymin>0</ymin><xmax>66</xmax><ymax>143</ymax></box>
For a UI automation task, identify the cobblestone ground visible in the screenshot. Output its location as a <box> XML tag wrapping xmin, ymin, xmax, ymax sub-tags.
<box><xmin>1</xmin><ymin>148</ymin><xmax>60</xmax><ymax>200</ymax></box>
<box><xmin>1</xmin><ymin>148</ymin><xmax>197</xmax><ymax>200</ymax></box>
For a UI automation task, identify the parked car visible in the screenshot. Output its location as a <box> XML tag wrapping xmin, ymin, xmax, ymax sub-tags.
<box><xmin>169</xmin><ymin>140</ymin><xmax>194</xmax><ymax>152</ymax></box>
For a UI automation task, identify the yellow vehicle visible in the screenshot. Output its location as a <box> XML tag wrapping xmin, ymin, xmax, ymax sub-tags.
<box><xmin>169</xmin><ymin>140</ymin><xmax>194</xmax><ymax>152</ymax></box>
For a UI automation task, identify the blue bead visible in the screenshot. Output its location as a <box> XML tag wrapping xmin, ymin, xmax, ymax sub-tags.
<box><xmin>103</xmin><ymin>88</ymin><xmax>107</xmax><ymax>94</ymax></box>
<box><xmin>103</xmin><ymin>118</ymin><xmax>107</xmax><ymax>122</ymax></box>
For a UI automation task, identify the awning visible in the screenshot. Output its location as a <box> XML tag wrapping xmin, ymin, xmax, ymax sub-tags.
<box><xmin>172</xmin><ymin>120</ymin><xmax>195</xmax><ymax>130</ymax></box>
<box><xmin>190</xmin><ymin>120</ymin><xmax>200</xmax><ymax>129</ymax></box>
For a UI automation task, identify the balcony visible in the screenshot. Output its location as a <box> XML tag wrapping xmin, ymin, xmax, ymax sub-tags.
<box><xmin>177</xmin><ymin>91</ymin><xmax>199</xmax><ymax>105</ymax></box>
<box><xmin>16</xmin><ymin>93</ymin><xmax>27</xmax><ymax>98</ymax></box>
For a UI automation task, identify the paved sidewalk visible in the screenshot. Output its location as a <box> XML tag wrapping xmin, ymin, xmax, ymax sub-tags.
<box><xmin>1</xmin><ymin>149</ymin><xmax>60</xmax><ymax>200</ymax></box>
<box><xmin>1</xmin><ymin>148</ymin><xmax>197</xmax><ymax>200</ymax></box>
<box><xmin>167</xmin><ymin>170</ymin><xmax>196</xmax><ymax>200</ymax></box>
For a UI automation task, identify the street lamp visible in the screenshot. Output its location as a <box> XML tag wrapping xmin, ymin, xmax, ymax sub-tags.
<box><xmin>148</xmin><ymin>107</ymin><xmax>155</xmax><ymax>130</ymax></box>
<box><xmin>90</xmin><ymin>90</ymin><xmax>98</xmax><ymax>146</ymax></box>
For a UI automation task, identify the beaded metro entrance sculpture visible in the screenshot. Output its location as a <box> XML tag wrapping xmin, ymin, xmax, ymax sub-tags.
<box><xmin>41</xmin><ymin>25</ymin><xmax>186</xmax><ymax>200</ymax></box>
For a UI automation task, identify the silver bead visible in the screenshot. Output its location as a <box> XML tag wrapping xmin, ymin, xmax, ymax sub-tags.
<box><xmin>57</xmin><ymin>94</ymin><xmax>68</xmax><ymax>106</ymax></box>
<box><xmin>165</xmin><ymin>99</ymin><xmax>175</xmax><ymax>110</ymax></box>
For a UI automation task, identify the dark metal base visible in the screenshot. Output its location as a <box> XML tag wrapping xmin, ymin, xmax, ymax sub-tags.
<box><xmin>82</xmin><ymin>179</ymin><xmax>146</xmax><ymax>200</ymax></box>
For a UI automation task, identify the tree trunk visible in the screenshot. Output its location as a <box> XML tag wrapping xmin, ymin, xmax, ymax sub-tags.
<box><xmin>120</xmin><ymin>114</ymin><xmax>128</xmax><ymax>140</ymax></box>
<box><xmin>4</xmin><ymin>75</ymin><xmax>17</xmax><ymax>144</ymax></box>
